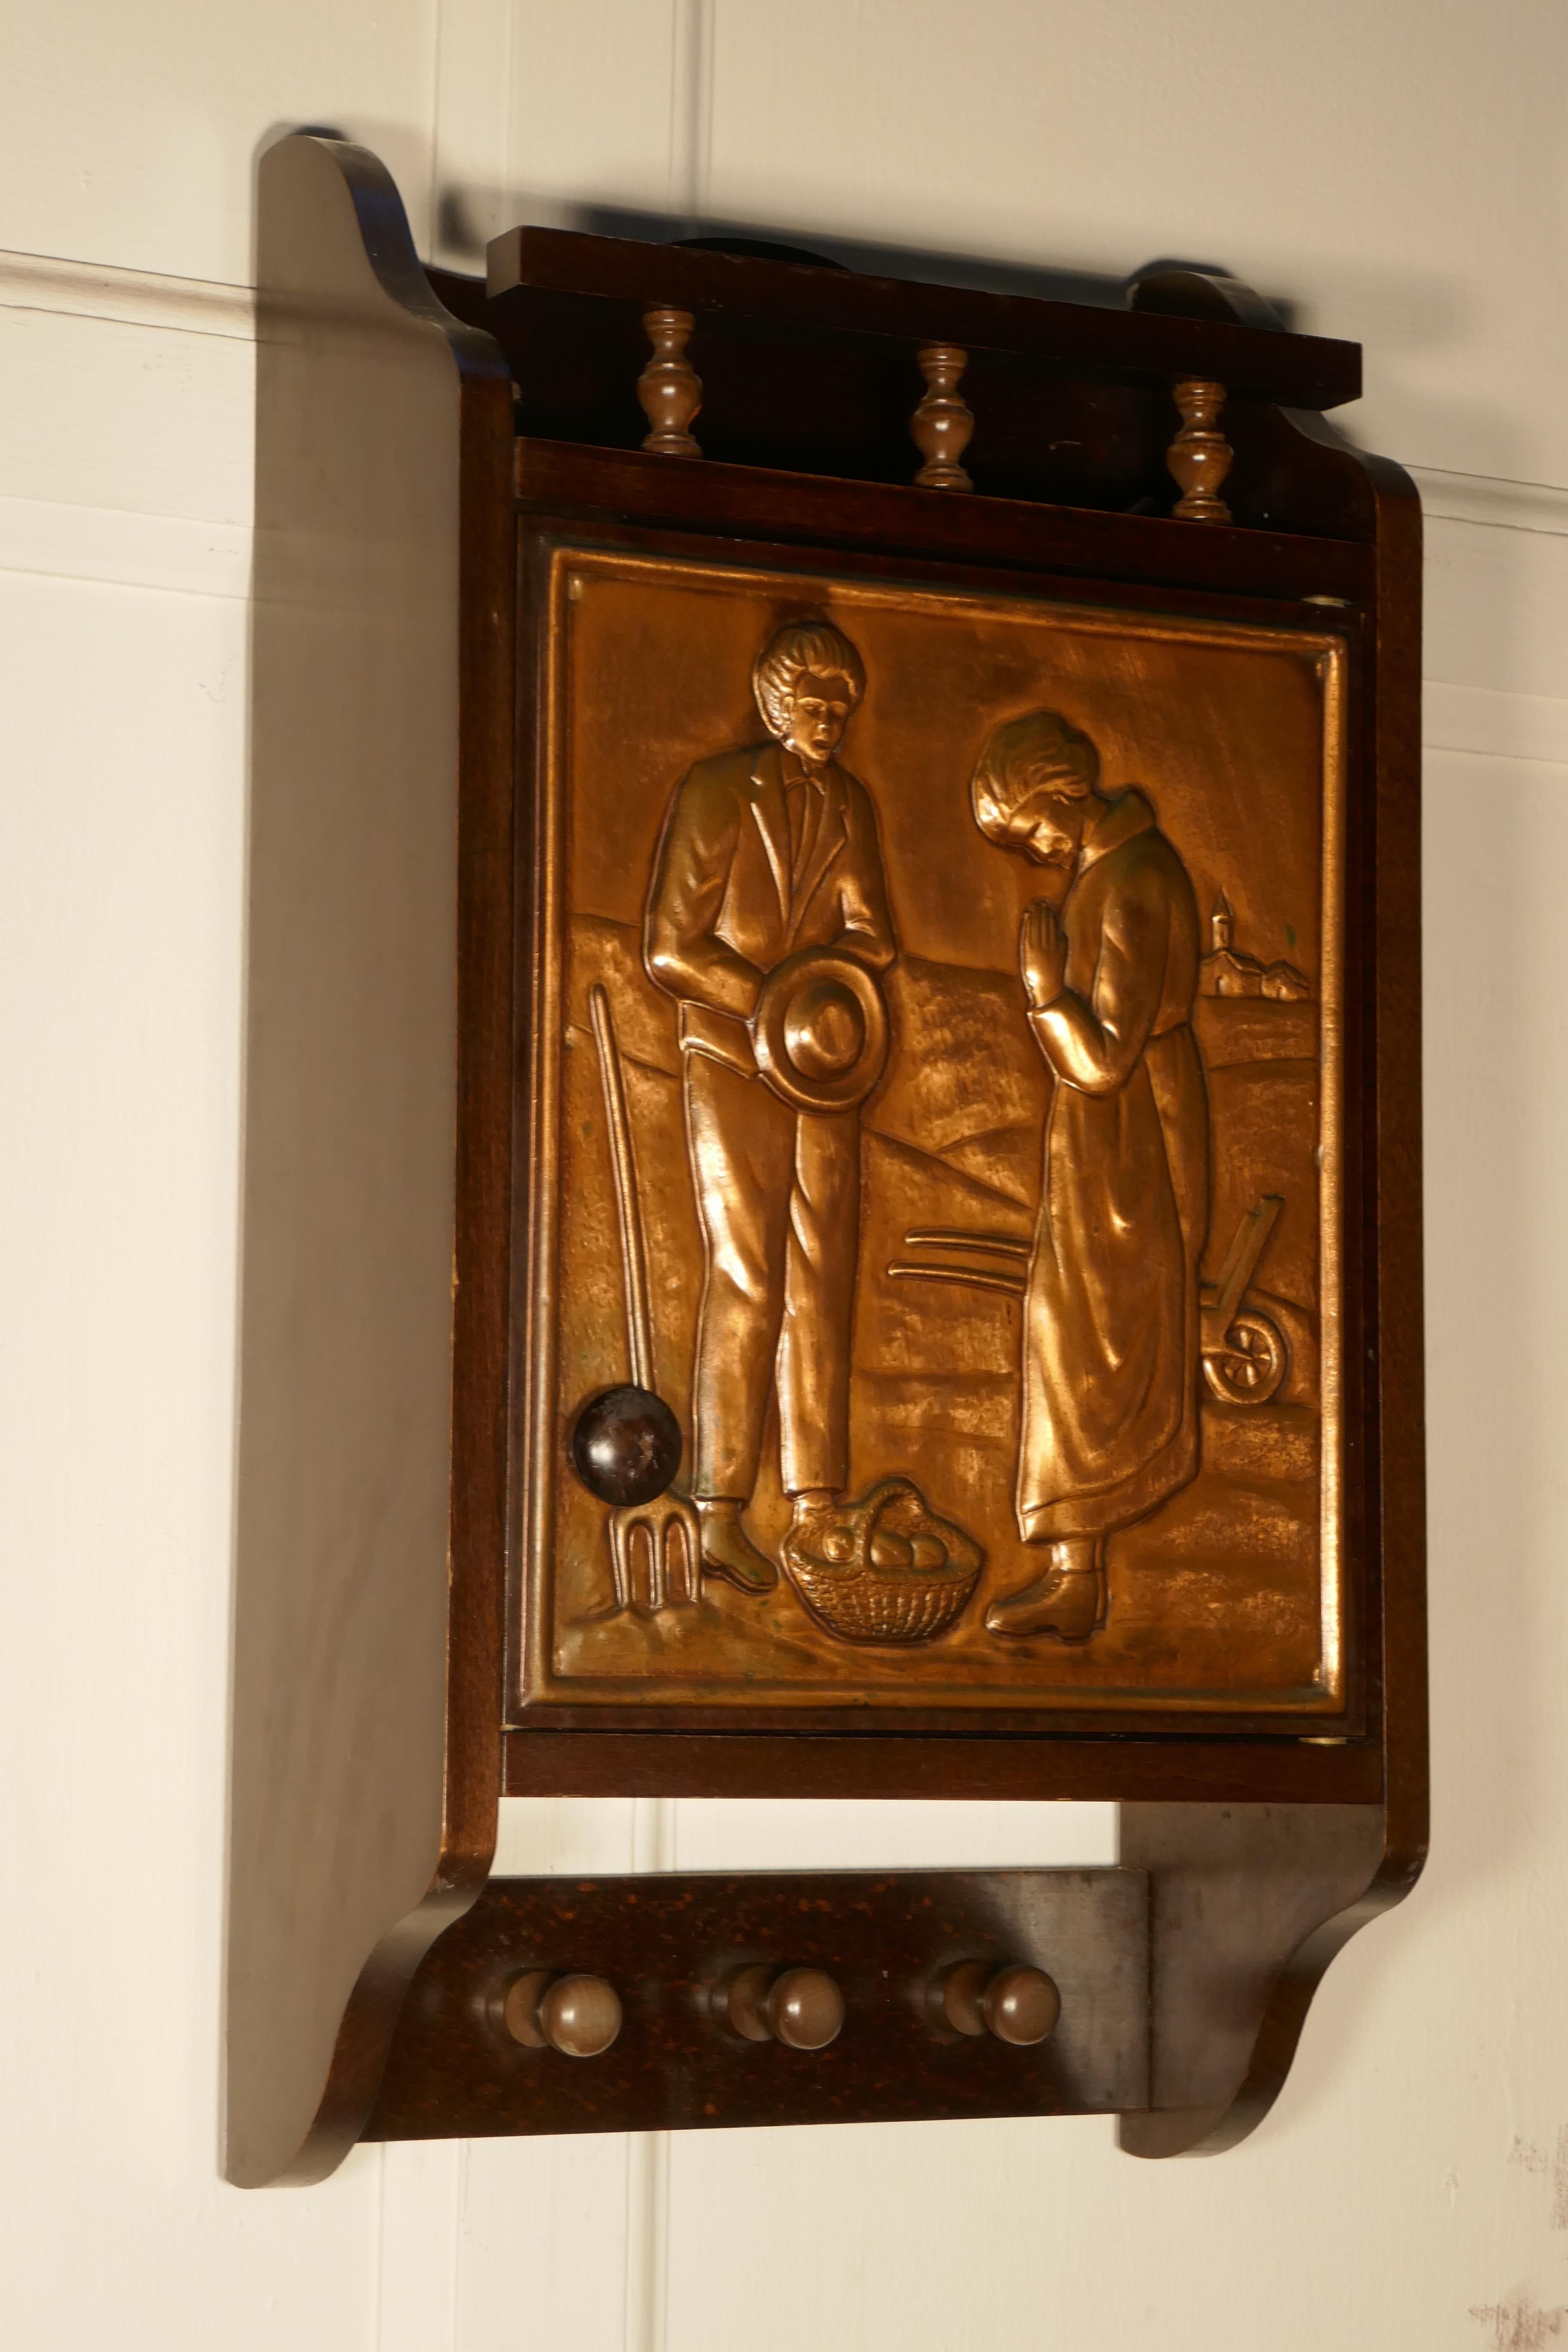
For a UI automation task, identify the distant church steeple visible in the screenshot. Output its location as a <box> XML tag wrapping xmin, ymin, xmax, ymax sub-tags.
<box><xmin>1210</xmin><ymin>892</ymin><xmax>1234</xmax><ymax>952</ymax></box>
<box><xmin>1198</xmin><ymin>888</ymin><xmax>1312</xmax><ymax>1002</ymax></box>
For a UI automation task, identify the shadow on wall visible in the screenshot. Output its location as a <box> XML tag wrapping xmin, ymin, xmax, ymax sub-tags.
<box><xmin>438</xmin><ymin>178</ymin><xmax>1532</xmax><ymax>490</ymax></box>
<box><xmin>425</xmin><ymin>165</ymin><xmax>1523</xmax><ymax>487</ymax></box>
<box><xmin>1270</xmin><ymin>738</ymin><xmax>1555</xmax><ymax>2146</ymax></box>
<box><xmin>1421</xmin><ymin>746</ymin><xmax>1552</xmax><ymax>1907</ymax></box>
<box><xmin>435</xmin><ymin>177</ymin><xmax>1278</xmax><ymax>318</ymax></box>
<box><xmin>237</xmin><ymin>112</ymin><xmax>1521</xmax><ymax>487</ymax></box>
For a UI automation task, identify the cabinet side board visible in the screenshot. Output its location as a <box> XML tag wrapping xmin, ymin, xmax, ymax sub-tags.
<box><xmin>226</xmin><ymin>134</ymin><xmax>513</xmax><ymax>2187</ymax></box>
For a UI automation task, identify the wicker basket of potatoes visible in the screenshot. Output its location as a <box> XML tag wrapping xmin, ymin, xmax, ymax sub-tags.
<box><xmin>781</xmin><ymin>1476</ymin><xmax>983</xmax><ymax>1645</ymax></box>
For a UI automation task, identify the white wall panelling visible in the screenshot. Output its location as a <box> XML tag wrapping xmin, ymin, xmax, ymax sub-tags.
<box><xmin>5</xmin><ymin>5</ymin><xmax>1568</xmax><ymax>2346</ymax></box>
<box><xmin>0</xmin><ymin>0</ymin><xmax>444</xmax><ymax>282</ymax></box>
<box><xmin>698</xmin><ymin>0</ymin><xmax>1568</xmax><ymax>487</ymax></box>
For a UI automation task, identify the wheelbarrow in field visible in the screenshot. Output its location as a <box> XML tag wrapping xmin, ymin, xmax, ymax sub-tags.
<box><xmin>888</xmin><ymin>1191</ymin><xmax>1291</xmax><ymax>1408</ymax></box>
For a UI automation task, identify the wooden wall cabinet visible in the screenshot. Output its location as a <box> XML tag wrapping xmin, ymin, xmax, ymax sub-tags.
<box><xmin>227</xmin><ymin>132</ymin><xmax>1425</xmax><ymax>2186</ymax></box>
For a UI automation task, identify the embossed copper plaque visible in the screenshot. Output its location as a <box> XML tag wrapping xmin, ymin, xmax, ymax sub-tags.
<box><xmin>516</xmin><ymin>543</ymin><xmax>1348</xmax><ymax>1724</ymax></box>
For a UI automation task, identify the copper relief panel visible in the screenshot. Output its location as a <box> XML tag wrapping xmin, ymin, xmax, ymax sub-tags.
<box><xmin>519</xmin><ymin>548</ymin><xmax>1346</xmax><ymax>1718</ymax></box>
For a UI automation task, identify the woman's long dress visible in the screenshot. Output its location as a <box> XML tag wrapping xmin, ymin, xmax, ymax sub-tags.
<box><xmin>1017</xmin><ymin>790</ymin><xmax>1210</xmax><ymax>1543</ymax></box>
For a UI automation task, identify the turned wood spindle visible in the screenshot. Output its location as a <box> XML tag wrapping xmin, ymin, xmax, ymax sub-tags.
<box><xmin>912</xmin><ymin>344</ymin><xmax>974</xmax><ymax>490</ymax></box>
<box><xmin>637</xmin><ymin>308</ymin><xmax>702</xmax><ymax>457</ymax></box>
<box><xmin>1167</xmin><ymin>378</ymin><xmax>1233</xmax><ymax>522</ymax></box>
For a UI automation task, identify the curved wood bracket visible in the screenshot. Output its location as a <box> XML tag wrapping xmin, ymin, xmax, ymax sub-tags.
<box><xmin>1118</xmin><ymin>1803</ymin><xmax>1409</xmax><ymax>2156</ymax></box>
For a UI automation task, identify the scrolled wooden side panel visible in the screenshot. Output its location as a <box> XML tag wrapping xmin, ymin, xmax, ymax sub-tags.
<box><xmin>1117</xmin><ymin>431</ymin><xmax>1427</xmax><ymax>2161</ymax></box>
<box><xmin>226</xmin><ymin>132</ymin><xmax>514</xmax><ymax>2187</ymax></box>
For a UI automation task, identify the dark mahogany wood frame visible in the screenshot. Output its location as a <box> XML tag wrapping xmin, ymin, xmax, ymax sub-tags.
<box><xmin>233</xmin><ymin>132</ymin><xmax>1426</xmax><ymax>2184</ymax></box>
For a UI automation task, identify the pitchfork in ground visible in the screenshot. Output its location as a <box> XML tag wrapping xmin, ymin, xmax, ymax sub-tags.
<box><xmin>588</xmin><ymin>982</ymin><xmax>702</xmax><ymax>1611</ymax></box>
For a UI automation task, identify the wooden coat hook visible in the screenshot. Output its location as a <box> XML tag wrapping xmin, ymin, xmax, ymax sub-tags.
<box><xmin>230</xmin><ymin>132</ymin><xmax>1426</xmax><ymax>2187</ymax></box>
<box><xmin>499</xmin><ymin>1970</ymin><xmax>624</xmax><ymax>2056</ymax></box>
<box><xmin>721</xmin><ymin>1965</ymin><xmax>847</xmax><ymax>2049</ymax></box>
<box><xmin>938</xmin><ymin>1960</ymin><xmax>1061</xmax><ymax>2045</ymax></box>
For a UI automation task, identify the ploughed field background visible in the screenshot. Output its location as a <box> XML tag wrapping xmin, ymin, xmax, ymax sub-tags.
<box><xmin>548</xmin><ymin>912</ymin><xmax>1325</xmax><ymax>1708</ymax></box>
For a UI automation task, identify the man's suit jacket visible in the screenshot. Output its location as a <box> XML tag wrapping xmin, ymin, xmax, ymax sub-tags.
<box><xmin>644</xmin><ymin>740</ymin><xmax>897</xmax><ymax>1078</ymax></box>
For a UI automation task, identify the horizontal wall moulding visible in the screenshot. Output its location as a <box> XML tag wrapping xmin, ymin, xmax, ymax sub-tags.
<box><xmin>1412</xmin><ymin>467</ymin><xmax>1568</xmax><ymax>539</ymax></box>
<box><xmin>0</xmin><ymin>494</ymin><xmax>253</xmax><ymax>599</ymax></box>
<box><xmin>0</xmin><ymin>246</ymin><xmax>256</xmax><ymax>339</ymax></box>
<box><xmin>1422</xmin><ymin>681</ymin><xmax>1568</xmax><ymax>769</ymax></box>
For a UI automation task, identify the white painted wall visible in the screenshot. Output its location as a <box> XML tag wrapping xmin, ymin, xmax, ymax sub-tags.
<box><xmin>3</xmin><ymin>4</ymin><xmax>1567</xmax><ymax>2347</ymax></box>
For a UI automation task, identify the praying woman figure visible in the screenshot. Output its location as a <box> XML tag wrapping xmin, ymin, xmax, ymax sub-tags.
<box><xmin>970</xmin><ymin>710</ymin><xmax>1210</xmax><ymax>1640</ymax></box>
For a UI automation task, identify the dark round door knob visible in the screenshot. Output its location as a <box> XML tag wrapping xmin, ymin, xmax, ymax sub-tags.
<box><xmin>501</xmin><ymin>1969</ymin><xmax>622</xmax><ymax>2057</ymax></box>
<box><xmin>570</xmin><ymin>1385</ymin><xmax>682</xmax><ymax>1505</ymax></box>
<box><xmin>940</xmin><ymin>1960</ymin><xmax>1060</xmax><ymax>2046</ymax></box>
<box><xmin>723</xmin><ymin>1963</ymin><xmax>845</xmax><ymax>2050</ymax></box>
